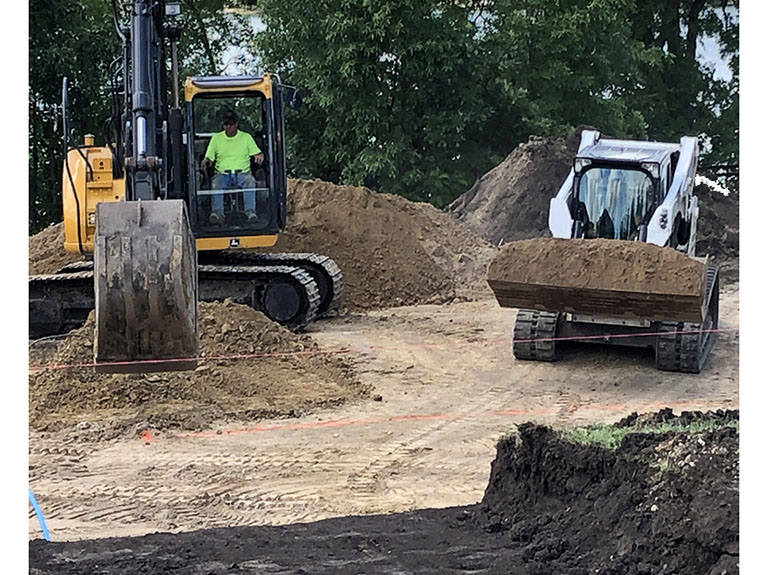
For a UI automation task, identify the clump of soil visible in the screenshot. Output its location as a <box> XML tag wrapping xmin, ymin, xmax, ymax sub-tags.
<box><xmin>448</xmin><ymin>129</ymin><xmax>584</xmax><ymax>245</ymax></box>
<box><xmin>479</xmin><ymin>410</ymin><xmax>739</xmax><ymax>575</ymax></box>
<box><xmin>28</xmin><ymin>222</ymin><xmax>83</xmax><ymax>275</ymax></box>
<box><xmin>270</xmin><ymin>179</ymin><xmax>496</xmax><ymax>309</ymax></box>
<box><xmin>29</xmin><ymin>300</ymin><xmax>367</xmax><ymax>437</ymax></box>
<box><xmin>488</xmin><ymin>237</ymin><xmax>704</xmax><ymax>294</ymax></box>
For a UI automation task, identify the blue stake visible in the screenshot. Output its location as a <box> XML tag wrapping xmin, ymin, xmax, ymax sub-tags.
<box><xmin>28</xmin><ymin>489</ymin><xmax>51</xmax><ymax>542</ymax></box>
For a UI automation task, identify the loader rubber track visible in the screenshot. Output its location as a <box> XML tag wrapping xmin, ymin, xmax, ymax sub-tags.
<box><xmin>655</xmin><ymin>263</ymin><xmax>719</xmax><ymax>374</ymax></box>
<box><xmin>199</xmin><ymin>252</ymin><xmax>343</xmax><ymax>316</ymax></box>
<box><xmin>513</xmin><ymin>309</ymin><xmax>559</xmax><ymax>362</ymax></box>
<box><xmin>29</xmin><ymin>263</ymin><xmax>321</xmax><ymax>339</ymax></box>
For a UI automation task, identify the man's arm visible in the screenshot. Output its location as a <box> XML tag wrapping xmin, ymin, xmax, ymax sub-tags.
<box><xmin>246</xmin><ymin>133</ymin><xmax>264</xmax><ymax>166</ymax></box>
<box><xmin>202</xmin><ymin>134</ymin><xmax>218</xmax><ymax>169</ymax></box>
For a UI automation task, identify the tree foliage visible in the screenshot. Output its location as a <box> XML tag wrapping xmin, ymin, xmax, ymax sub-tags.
<box><xmin>29</xmin><ymin>0</ymin><xmax>739</xmax><ymax>228</ymax></box>
<box><xmin>253</xmin><ymin>0</ymin><xmax>738</xmax><ymax>203</ymax></box>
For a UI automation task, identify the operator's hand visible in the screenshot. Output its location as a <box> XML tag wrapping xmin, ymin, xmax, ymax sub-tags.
<box><xmin>201</xmin><ymin>157</ymin><xmax>212</xmax><ymax>170</ymax></box>
<box><xmin>253</xmin><ymin>153</ymin><xmax>265</xmax><ymax>166</ymax></box>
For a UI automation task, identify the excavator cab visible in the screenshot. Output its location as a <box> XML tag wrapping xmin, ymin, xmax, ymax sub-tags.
<box><xmin>184</xmin><ymin>76</ymin><xmax>290</xmax><ymax>249</ymax></box>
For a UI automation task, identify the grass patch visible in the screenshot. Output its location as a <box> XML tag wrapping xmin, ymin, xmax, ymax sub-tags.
<box><xmin>560</xmin><ymin>419</ymin><xmax>739</xmax><ymax>451</ymax></box>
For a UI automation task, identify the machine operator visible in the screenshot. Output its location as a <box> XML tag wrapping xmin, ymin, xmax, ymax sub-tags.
<box><xmin>202</xmin><ymin>111</ymin><xmax>265</xmax><ymax>225</ymax></box>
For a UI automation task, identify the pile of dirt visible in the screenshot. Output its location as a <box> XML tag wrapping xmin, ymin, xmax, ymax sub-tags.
<box><xmin>486</xmin><ymin>238</ymin><xmax>706</xmax><ymax>320</ymax></box>
<box><xmin>29</xmin><ymin>300</ymin><xmax>366</xmax><ymax>437</ymax></box>
<box><xmin>27</xmin><ymin>181</ymin><xmax>497</xmax><ymax>310</ymax></box>
<box><xmin>270</xmin><ymin>179</ymin><xmax>496</xmax><ymax>308</ymax></box>
<box><xmin>28</xmin><ymin>222</ymin><xmax>82</xmax><ymax>275</ymax></box>
<box><xmin>478</xmin><ymin>409</ymin><xmax>739</xmax><ymax>575</ymax></box>
<box><xmin>448</xmin><ymin>129</ymin><xmax>584</xmax><ymax>245</ymax></box>
<box><xmin>695</xmin><ymin>182</ymin><xmax>739</xmax><ymax>261</ymax></box>
<box><xmin>488</xmin><ymin>238</ymin><xmax>704</xmax><ymax>295</ymax></box>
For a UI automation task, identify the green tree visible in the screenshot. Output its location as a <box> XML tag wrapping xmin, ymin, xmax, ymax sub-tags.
<box><xmin>29</xmin><ymin>0</ymin><xmax>118</xmax><ymax>233</ymax></box>
<box><xmin>478</xmin><ymin>0</ymin><xmax>662</xmax><ymax>140</ymax></box>
<box><xmin>254</xmin><ymin>0</ymin><xmax>495</xmax><ymax>206</ymax></box>
<box><xmin>625</xmin><ymin>0</ymin><xmax>739</xmax><ymax>187</ymax></box>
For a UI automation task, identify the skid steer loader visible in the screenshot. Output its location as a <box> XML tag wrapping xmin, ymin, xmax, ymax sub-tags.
<box><xmin>487</xmin><ymin>130</ymin><xmax>719</xmax><ymax>373</ymax></box>
<box><xmin>28</xmin><ymin>1</ymin><xmax>342</xmax><ymax>372</ymax></box>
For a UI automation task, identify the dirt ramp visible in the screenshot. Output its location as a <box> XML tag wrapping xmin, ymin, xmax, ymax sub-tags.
<box><xmin>449</xmin><ymin>129</ymin><xmax>583</xmax><ymax>245</ymax></box>
<box><xmin>29</xmin><ymin>300</ymin><xmax>365</xmax><ymax>436</ymax></box>
<box><xmin>271</xmin><ymin>179</ymin><xmax>496</xmax><ymax>309</ymax></box>
<box><xmin>480</xmin><ymin>411</ymin><xmax>739</xmax><ymax>575</ymax></box>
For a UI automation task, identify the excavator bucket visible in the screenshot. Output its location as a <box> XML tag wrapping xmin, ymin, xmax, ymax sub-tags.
<box><xmin>487</xmin><ymin>238</ymin><xmax>709</xmax><ymax>323</ymax></box>
<box><xmin>93</xmin><ymin>200</ymin><xmax>199</xmax><ymax>373</ymax></box>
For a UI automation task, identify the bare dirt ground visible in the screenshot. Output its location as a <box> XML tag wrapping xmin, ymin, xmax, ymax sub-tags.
<box><xmin>28</xmin><ymin>283</ymin><xmax>739</xmax><ymax>543</ymax></box>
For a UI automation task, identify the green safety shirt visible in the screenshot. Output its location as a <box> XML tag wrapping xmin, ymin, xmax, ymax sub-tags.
<box><xmin>204</xmin><ymin>130</ymin><xmax>261</xmax><ymax>174</ymax></box>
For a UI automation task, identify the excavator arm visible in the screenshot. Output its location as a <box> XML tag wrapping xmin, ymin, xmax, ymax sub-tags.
<box><xmin>93</xmin><ymin>0</ymin><xmax>199</xmax><ymax>372</ymax></box>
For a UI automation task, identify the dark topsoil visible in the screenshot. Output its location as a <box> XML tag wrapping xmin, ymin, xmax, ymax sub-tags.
<box><xmin>30</xmin><ymin>409</ymin><xmax>738</xmax><ymax>575</ymax></box>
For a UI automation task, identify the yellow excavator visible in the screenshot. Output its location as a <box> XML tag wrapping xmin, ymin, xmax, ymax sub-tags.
<box><xmin>28</xmin><ymin>1</ymin><xmax>342</xmax><ymax>372</ymax></box>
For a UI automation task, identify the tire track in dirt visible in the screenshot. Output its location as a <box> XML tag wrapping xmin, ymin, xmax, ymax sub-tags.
<box><xmin>29</xmin><ymin>294</ymin><xmax>738</xmax><ymax>541</ymax></box>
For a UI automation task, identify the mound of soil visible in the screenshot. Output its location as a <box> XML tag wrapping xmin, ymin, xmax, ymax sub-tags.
<box><xmin>448</xmin><ymin>129</ymin><xmax>739</xmax><ymax>276</ymax></box>
<box><xmin>488</xmin><ymin>238</ymin><xmax>704</xmax><ymax>294</ymax></box>
<box><xmin>479</xmin><ymin>409</ymin><xmax>739</xmax><ymax>575</ymax></box>
<box><xmin>27</xmin><ymin>181</ymin><xmax>497</xmax><ymax>310</ymax></box>
<box><xmin>695</xmin><ymin>182</ymin><xmax>739</xmax><ymax>261</ymax></box>
<box><xmin>28</xmin><ymin>222</ymin><xmax>82</xmax><ymax>275</ymax></box>
<box><xmin>270</xmin><ymin>179</ymin><xmax>496</xmax><ymax>308</ymax></box>
<box><xmin>448</xmin><ymin>129</ymin><xmax>584</xmax><ymax>245</ymax></box>
<box><xmin>29</xmin><ymin>300</ymin><xmax>366</xmax><ymax>437</ymax></box>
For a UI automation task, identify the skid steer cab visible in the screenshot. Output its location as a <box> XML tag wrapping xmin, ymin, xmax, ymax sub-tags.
<box><xmin>185</xmin><ymin>76</ymin><xmax>299</xmax><ymax>251</ymax></box>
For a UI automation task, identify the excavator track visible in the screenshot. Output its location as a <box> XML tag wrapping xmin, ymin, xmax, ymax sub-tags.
<box><xmin>655</xmin><ymin>263</ymin><xmax>720</xmax><ymax>374</ymax></box>
<box><xmin>29</xmin><ymin>271</ymin><xmax>95</xmax><ymax>339</ymax></box>
<box><xmin>199</xmin><ymin>251</ymin><xmax>343</xmax><ymax>316</ymax></box>
<box><xmin>29</xmin><ymin>263</ymin><xmax>321</xmax><ymax>339</ymax></box>
<box><xmin>512</xmin><ymin>309</ymin><xmax>560</xmax><ymax>362</ymax></box>
<box><xmin>197</xmin><ymin>264</ymin><xmax>320</xmax><ymax>331</ymax></box>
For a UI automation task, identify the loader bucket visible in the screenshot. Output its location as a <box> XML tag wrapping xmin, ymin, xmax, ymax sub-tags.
<box><xmin>487</xmin><ymin>238</ymin><xmax>708</xmax><ymax>323</ymax></box>
<box><xmin>93</xmin><ymin>200</ymin><xmax>199</xmax><ymax>373</ymax></box>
